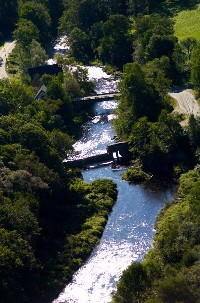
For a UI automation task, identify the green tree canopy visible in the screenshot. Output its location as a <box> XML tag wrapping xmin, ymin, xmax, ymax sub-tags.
<box><xmin>112</xmin><ymin>262</ymin><xmax>149</xmax><ymax>303</ymax></box>
<box><xmin>190</xmin><ymin>43</ymin><xmax>200</xmax><ymax>90</ymax></box>
<box><xmin>114</xmin><ymin>62</ymin><xmax>164</xmax><ymax>138</ymax></box>
<box><xmin>98</xmin><ymin>14</ymin><xmax>132</xmax><ymax>68</ymax></box>
<box><xmin>29</xmin><ymin>40</ymin><xmax>48</xmax><ymax>67</ymax></box>
<box><xmin>68</xmin><ymin>27</ymin><xmax>91</xmax><ymax>62</ymax></box>
<box><xmin>0</xmin><ymin>0</ymin><xmax>19</xmax><ymax>37</ymax></box>
<box><xmin>180</xmin><ymin>37</ymin><xmax>197</xmax><ymax>60</ymax></box>
<box><xmin>0</xmin><ymin>79</ymin><xmax>34</xmax><ymax>115</ymax></box>
<box><xmin>19</xmin><ymin>1</ymin><xmax>52</xmax><ymax>44</ymax></box>
<box><xmin>13</xmin><ymin>19</ymin><xmax>39</xmax><ymax>48</ymax></box>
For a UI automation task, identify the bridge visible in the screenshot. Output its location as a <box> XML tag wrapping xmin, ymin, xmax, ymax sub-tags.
<box><xmin>72</xmin><ymin>92</ymin><xmax>120</xmax><ymax>110</ymax></box>
<box><xmin>64</xmin><ymin>141</ymin><xmax>130</xmax><ymax>168</ymax></box>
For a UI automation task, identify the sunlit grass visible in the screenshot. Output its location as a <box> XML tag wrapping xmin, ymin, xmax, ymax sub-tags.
<box><xmin>174</xmin><ymin>4</ymin><xmax>200</xmax><ymax>41</ymax></box>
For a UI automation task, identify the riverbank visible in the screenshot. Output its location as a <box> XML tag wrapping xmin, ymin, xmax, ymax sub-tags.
<box><xmin>39</xmin><ymin>178</ymin><xmax>118</xmax><ymax>303</ymax></box>
<box><xmin>53</xmin><ymin>89</ymin><xmax>175</xmax><ymax>303</ymax></box>
<box><xmin>111</xmin><ymin>165</ymin><xmax>200</xmax><ymax>303</ymax></box>
<box><xmin>54</xmin><ymin>166</ymin><xmax>175</xmax><ymax>303</ymax></box>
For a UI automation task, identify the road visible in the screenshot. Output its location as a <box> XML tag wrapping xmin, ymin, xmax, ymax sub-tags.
<box><xmin>0</xmin><ymin>40</ymin><xmax>16</xmax><ymax>79</ymax></box>
<box><xmin>169</xmin><ymin>89</ymin><xmax>200</xmax><ymax>117</ymax></box>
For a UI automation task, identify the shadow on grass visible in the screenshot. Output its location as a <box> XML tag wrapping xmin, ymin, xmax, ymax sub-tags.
<box><xmin>154</xmin><ymin>0</ymin><xmax>200</xmax><ymax>16</ymax></box>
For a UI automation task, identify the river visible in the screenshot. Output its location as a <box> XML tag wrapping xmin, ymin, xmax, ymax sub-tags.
<box><xmin>51</xmin><ymin>39</ymin><xmax>175</xmax><ymax>303</ymax></box>
<box><xmin>54</xmin><ymin>167</ymin><xmax>174</xmax><ymax>303</ymax></box>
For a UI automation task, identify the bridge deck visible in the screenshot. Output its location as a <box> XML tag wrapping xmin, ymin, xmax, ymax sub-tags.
<box><xmin>64</xmin><ymin>141</ymin><xmax>129</xmax><ymax>168</ymax></box>
<box><xmin>64</xmin><ymin>153</ymin><xmax>111</xmax><ymax>168</ymax></box>
<box><xmin>72</xmin><ymin>92</ymin><xmax>120</xmax><ymax>103</ymax></box>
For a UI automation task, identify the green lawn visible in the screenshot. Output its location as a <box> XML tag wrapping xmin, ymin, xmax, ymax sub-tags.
<box><xmin>174</xmin><ymin>4</ymin><xmax>200</xmax><ymax>41</ymax></box>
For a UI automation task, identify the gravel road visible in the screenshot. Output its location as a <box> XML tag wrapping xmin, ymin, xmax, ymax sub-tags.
<box><xmin>0</xmin><ymin>40</ymin><xmax>16</xmax><ymax>79</ymax></box>
<box><xmin>169</xmin><ymin>89</ymin><xmax>200</xmax><ymax>117</ymax></box>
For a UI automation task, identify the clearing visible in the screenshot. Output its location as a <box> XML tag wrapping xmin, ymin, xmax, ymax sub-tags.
<box><xmin>173</xmin><ymin>4</ymin><xmax>200</xmax><ymax>41</ymax></box>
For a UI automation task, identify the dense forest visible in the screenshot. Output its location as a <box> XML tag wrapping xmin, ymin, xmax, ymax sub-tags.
<box><xmin>1</xmin><ymin>0</ymin><xmax>200</xmax><ymax>302</ymax></box>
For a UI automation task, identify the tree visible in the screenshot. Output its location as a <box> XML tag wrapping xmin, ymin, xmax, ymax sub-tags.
<box><xmin>35</xmin><ymin>98</ymin><xmax>63</xmax><ymax>130</ymax></box>
<box><xmin>0</xmin><ymin>143</ymin><xmax>29</xmax><ymax>168</ymax></box>
<box><xmin>68</xmin><ymin>27</ymin><xmax>91</xmax><ymax>62</ymax></box>
<box><xmin>0</xmin><ymin>128</ymin><xmax>9</xmax><ymax>145</ymax></box>
<box><xmin>128</xmin><ymin>111</ymin><xmax>184</xmax><ymax>174</ymax></box>
<box><xmin>77</xmin><ymin>0</ymin><xmax>99</xmax><ymax>31</ymax></box>
<box><xmin>17</xmin><ymin>123</ymin><xmax>50</xmax><ymax>157</ymax></box>
<box><xmin>14</xmin><ymin>39</ymin><xmax>48</xmax><ymax>71</ymax></box>
<box><xmin>64</xmin><ymin>72</ymin><xmax>84</xmax><ymax>98</ymax></box>
<box><xmin>171</xmin><ymin>43</ymin><xmax>189</xmax><ymax>84</ymax></box>
<box><xmin>46</xmin><ymin>77</ymin><xmax>73</xmax><ymax>129</ymax></box>
<box><xmin>112</xmin><ymin>262</ymin><xmax>149</xmax><ymax>303</ymax></box>
<box><xmin>190</xmin><ymin>43</ymin><xmax>200</xmax><ymax>90</ymax></box>
<box><xmin>19</xmin><ymin>2</ymin><xmax>52</xmax><ymax>44</ymax></box>
<box><xmin>29</xmin><ymin>40</ymin><xmax>48</xmax><ymax>67</ymax></box>
<box><xmin>128</xmin><ymin>0</ymin><xmax>150</xmax><ymax>16</ymax></box>
<box><xmin>72</xmin><ymin>66</ymin><xmax>95</xmax><ymax>95</ymax></box>
<box><xmin>98</xmin><ymin>14</ymin><xmax>132</xmax><ymax>68</ymax></box>
<box><xmin>48</xmin><ymin>0</ymin><xmax>64</xmax><ymax>34</ymax></box>
<box><xmin>144</xmin><ymin>56</ymin><xmax>172</xmax><ymax>98</ymax></box>
<box><xmin>49</xmin><ymin>129</ymin><xmax>73</xmax><ymax>158</ymax></box>
<box><xmin>0</xmin><ymin>79</ymin><xmax>34</xmax><ymax>115</ymax></box>
<box><xmin>156</xmin><ymin>276</ymin><xmax>195</xmax><ymax>303</ymax></box>
<box><xmin>58</xmin><ymin>9</ymin><xmax>79</xmax><ymax>35</ymax></box>
<box><xmin>90</xmin><ymin>21</ymin><xmax>104</xmax><ymax>58</ymax></box>
<box><xmin>146</xmin><ymin>35</ymin><xmax>177</xmax><ymax>60</ymax></box>
<box><xmin>129</xmin><ymin>116</ymin><xmax>150</xmax><ymax>157</ymax></box>
<box><xmin>180</xmin><ymin>37</ymin><xmax>197</xmax><ymax>60</ymax></box>
<box><xmin>132</xmin><ymin>14</ymin><xmax>175</xmax><ymax>63</ymax></box>
<box><xmin>46</xmin><ymin>77</ymin><xmax>66</xmax><ymax>101</ymax></box>
<box><xmin>14</xmin><ymin>19</ymin><xmax>39</xmax><ymax>48</ymax></box>
<box><xmin>117</xmin><ymin>63</ymin><xmax>163</xmax><ymax>123</ymax></box>
<box><xmin>0</xmin><ymin>195</ymin><xmax>40</xmax><ymax>239</ymax></box>
<box><xmin>186</xmin><ymin>115</ymin><xmax>200</xmax><ymax>149</ymax></box>
<box><xmin>14</xmin><ymin>152</ymin><xmax>60</xmax><ymax>188</ymax></box>
<box><xmin>0</xmin><ymin>0</ymin><xmax>18</xmax><ymax>37</ymax></box>
<box><xmin>0</xmin><ymin>228</ymin><xmax>39</xmax><ymax>302</ymax></box>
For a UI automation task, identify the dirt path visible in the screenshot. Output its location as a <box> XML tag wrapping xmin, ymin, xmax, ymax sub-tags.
<box><xmin>0</xmin><ymin>40</ymin><xmax>16</xmax><ymax>79</ymax></box>
<box><xmin>169</xmin><ymin>89</ymin><xmax>200</xmax><ymax>117</ymax></box>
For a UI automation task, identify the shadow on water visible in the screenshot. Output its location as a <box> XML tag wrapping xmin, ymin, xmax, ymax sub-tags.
<box><xmin>142</xmin><ymin>175</ymin><xmax>178</xmax><ymax>193</ymax></box>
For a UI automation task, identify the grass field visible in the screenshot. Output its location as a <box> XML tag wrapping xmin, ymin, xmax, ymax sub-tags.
<box><xmin>174</xmin><ymin>4</ymin><xmax>200</xmax><ymax>41</ymax></box>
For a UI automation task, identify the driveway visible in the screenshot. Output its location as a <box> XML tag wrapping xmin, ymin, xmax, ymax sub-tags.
<box><xmin>0</xmin><ymin>40</ymin><xmax>16</xmax><ymax>79</ymax></box>
<box><xmin>169</xmin><ymin>89</ymin><xmax>200</xmax><ymax>117</ymax></box>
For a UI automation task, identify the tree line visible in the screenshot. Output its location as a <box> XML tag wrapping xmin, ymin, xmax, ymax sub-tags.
<box><xmin>111</xmin><ymin>165</ymin><xmax>200</xmax><ymax>303</ymax></box>
<box><xmin>0</xmin><ymin>1</ymin><xmax>116</xmax><ymax>301</ymax></box>
<box><xmin>0</xmin><ymin>71</ymin><xmax>117</xmax><ymax>302</ymax></box>
<box><xmin>105</xmin><ymin>1</ymin><xmax>200</xmax><ymax>303</ymax></box>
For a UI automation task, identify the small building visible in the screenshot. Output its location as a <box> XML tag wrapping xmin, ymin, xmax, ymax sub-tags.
<box><xmin>107</xmin><ymin>141</ymin><xmax>130</xmax><ymax>160</ymax></box>
<box><xmin>35</xmin><ymin>84</ymin><xmax>47</xmax><ymax>100</ymax></box>
<box><xmin>28</xmin><ymin>64</ymin><xmax>62</xmax><ymax>79</ymax></box>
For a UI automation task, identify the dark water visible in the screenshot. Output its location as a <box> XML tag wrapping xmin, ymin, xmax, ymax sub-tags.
<box><xmin>53</xmin><ymin>69</ymin><xmax>175</xmax><ymax>303</ymax></box>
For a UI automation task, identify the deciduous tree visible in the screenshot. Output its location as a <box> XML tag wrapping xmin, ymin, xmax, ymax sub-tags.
<box><xmin>190</xmin><ymin>43</ymin><xmax>200</xmax><ymax>90</ymax></box>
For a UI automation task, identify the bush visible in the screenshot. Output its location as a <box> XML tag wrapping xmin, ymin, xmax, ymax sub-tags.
<box><xmin>122</xmin><ymin>159</ymin><xmax>151</xmax><ymax>183</ymax></box>
<box><xmin>156</xmin><ymin>276</ymin><xmax>195</xmax><ymax>303</ymax></box>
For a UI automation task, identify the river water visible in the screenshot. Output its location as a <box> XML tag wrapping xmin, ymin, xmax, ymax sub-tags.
<box><xmin>52</xmin><ymin>40</ymin><xmax>175</xmax><ymax>303</ymax></box>
<box><xmin>54</xmin><ymin>168</ymin><xmax>173</xmax><ymax>303</ymax></box>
